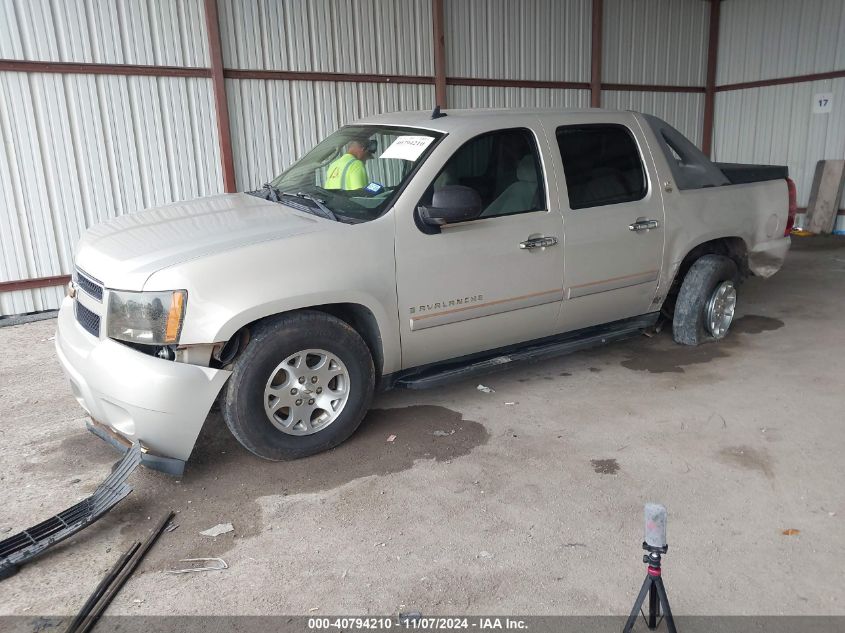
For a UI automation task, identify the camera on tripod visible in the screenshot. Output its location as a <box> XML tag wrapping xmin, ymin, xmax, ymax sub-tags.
<box><xmin>643</xmin><ymin>501</ymin><xmax>669</xmax><ymax>561</ymax></box>
<box><xmin>623</xmin><ymin>503</ymin><xmax>677</xmax><ymax>633</ymax></box>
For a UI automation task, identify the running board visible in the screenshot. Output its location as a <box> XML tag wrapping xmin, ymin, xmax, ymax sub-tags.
<box><xmin>0</xmin><ymin>444</ymin><xmax>141</xmax><ymax>581</ymax></box>
<box><xmin>393</xmin><ymin>313</ymin><xmax>658</xmax><ymax>390</ymax></box>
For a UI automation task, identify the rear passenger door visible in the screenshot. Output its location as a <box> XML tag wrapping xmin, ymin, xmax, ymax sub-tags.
<box><xmin>552</xmin><ymin>121</ymin><xmax>666</xmax><ymax>331</ymax></box>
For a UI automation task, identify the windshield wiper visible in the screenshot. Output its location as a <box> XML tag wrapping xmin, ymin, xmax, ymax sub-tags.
<box><xmin>269</xmin><ymin>188</ymin><xmax>337</xmax><ymax>221</ymax></box>
<box><xmin>284</xmin><ymin>192</ymin><xmax>338</xmax><ymax>221</ymax></box>
<box><xmin>257</xmin><ymin>184</ymin><xmax>340</xmax><ymax>222</ymax></box>
<box><xmin>259</xmin><ymin>183</ymin><xmax>283</xmax><ymax>203</ymax></box>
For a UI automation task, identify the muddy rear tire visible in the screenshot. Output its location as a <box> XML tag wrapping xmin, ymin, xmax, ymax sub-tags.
<box><xmin>222</xmin><ymin>311</ymin><xmax>375</xmax><ymax>460</ymax></box>
<box><xmin>672</xmin><ymin>254</ymin><xmax>739</xmax><ymax>346</ymax></box>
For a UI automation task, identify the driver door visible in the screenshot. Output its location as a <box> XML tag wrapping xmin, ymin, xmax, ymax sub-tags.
<box><xmin>394</xmin><ymin>125</ymin><xmax>565</xmax><ymax>369</ymax></box>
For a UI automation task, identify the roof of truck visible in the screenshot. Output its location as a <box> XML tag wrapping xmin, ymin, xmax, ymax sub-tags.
<box><xmin>356</xmin><ymin>107</ymin><xmax>633</xmax><ymax>133</ymax></box>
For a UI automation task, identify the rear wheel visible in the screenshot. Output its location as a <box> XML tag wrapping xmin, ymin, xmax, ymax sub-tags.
<box><xmin>672</xmin><ymin>254</ymin><xmax>739</xmax><ymax>346</ymax></box>
<box><xmin>222</xmin><ymin>311</ymin><xmax>375</xmax><ymax>460</ymax></box>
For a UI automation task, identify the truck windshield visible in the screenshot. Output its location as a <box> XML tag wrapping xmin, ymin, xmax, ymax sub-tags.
<box><xmin>266</xmin><ymin>125</ymin><xmax>443</xmax><ymax>223</ymax></box>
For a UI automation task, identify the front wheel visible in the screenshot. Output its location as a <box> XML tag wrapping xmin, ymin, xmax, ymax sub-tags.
<box><xmin>222</xmin><ymin>311</ymin><xmax>375</xmax><ymax>460</ymax></box>
<box><xmin>672</xmin><ymin>254</ymin><xmax>739</xmax><ymax>346</ymax></box>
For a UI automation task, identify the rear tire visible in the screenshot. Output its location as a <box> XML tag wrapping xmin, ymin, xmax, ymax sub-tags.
<box><xmin>222</xmin><ymin>311</ymin><xmax>375</xmax><ymax>460</ymax></box>
<box><xmin>672</xmin><ymin>255</ymin><xmax>739</xmax><ymax>346</ymax></box>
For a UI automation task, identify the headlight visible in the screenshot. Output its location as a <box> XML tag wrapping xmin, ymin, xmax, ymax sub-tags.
<box><xmin>107</xmin><ymin>290</ymin><xmax>187</xmax><ymax>345</ymax></box>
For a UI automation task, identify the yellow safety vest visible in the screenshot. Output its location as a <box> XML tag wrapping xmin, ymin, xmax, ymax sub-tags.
<box><xmin>325</xmin><ymin>153</ymin><xmax>367</xmax><ymax>190</ymax></box>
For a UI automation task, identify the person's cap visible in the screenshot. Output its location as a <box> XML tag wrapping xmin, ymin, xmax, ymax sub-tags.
<box><xmin>352</xmin><ymin>136</ymin><xmax>377</xmax><ymax>154</ymax></box>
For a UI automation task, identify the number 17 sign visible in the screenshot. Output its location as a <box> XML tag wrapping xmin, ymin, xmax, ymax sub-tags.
<box><xmin>813</xmin><ymin>92</ymin><xmax>833</xmax><ymax>114</ymax></box>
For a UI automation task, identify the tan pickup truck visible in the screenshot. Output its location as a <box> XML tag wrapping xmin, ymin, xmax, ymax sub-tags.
<box><xmin>56</xmin><ymin>108</ymin><xmax>794</xmax><ymax>474</ymax></box>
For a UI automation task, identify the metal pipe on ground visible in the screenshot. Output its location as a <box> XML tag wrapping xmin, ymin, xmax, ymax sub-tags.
<box><xmin>64</xmin><ymin>542</ymin><xmax>141</xmax><ymax>633</ymax></box>
<box><xmin>71</xmin><ymin>511</ymin><xmax>175</xmax><ymax>633</ymax></box>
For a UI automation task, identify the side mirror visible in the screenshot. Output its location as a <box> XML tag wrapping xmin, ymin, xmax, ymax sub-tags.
<box><xmin>418</xmin><ymin>185</ymin><xmax>483</xmax><ymax>226</ymax></box>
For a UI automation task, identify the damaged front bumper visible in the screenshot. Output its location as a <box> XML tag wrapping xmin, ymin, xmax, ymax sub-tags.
<box><xmin>55</xmin><ymin>297</ymin><xmax>231</xmax><ymax>475</ymax></box>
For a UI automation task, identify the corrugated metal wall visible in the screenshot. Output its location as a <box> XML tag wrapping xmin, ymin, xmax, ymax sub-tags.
<box><xmin>0</xmin><ymin>0</ymin><xmax>221</xmax><ymax>317</ymax></box>
<box><xmin>218</xmin><ymin>0</ymin><xmax>433</xmax><ymax>76</ymax></box>
<box><xmin>713</xmin><ymin>80</ymin><xmax>845</xmax><ymax>208</ymax></box>
<box><xmin>0</xmin><ymin>0</ymin><xmax>209</xmax><ymax>65</ymax></box>
<box><xmin>603</xmin><ymin>0</ymin><xmax>709</xmax><ymax>87</ymax></box>
<box><xmin>714</xmin><ymin>0</ymin><xmax>845</xmax><ymax>229</ymax></box>
<box><xmin>227</xmin><ymin>79</ymin><xmax>434</xmax><ymax>191</ymax></box>
<box><xmin>601</xmin><ymin>0</ymin><xmax>708</xmax><ymax>145</ymax></box>
<box><xmin>218</xmin><ymin>0</ymin><xmax>435</xmax><ymax>191</ymax></box>
<box><xmin>602</xmin><ymin>91</ymin><xmax>704</xmax><ymax>147</ymax></box>
<box><xmin>444</xmin><ymin>0</ymin><xmax>591</xmax><ymax>82</ymax></box>
<box><xmin>442</xmin><ymin>0</ymin><xmax>592</xmax><ymax>121</ymax></box>
<box><xmin>717</xmin><ymin>0</ymin><xmax>845</xmax><ymax>85</ymax></box>
<box><xmin>442</xmin><ymin>0</ymin><xmax>706</xmax><ymax>145</ymax></box>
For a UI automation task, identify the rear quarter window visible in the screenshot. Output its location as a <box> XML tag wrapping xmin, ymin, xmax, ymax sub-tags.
<box><xmin>642</xmin><ymin>114</ymin><xmax>730</xmax><ymax>190</ymax></box>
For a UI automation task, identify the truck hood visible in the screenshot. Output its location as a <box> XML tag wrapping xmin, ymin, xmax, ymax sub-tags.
<box><xmin>75</xmin><ymin>193</ymin><xmax>323</xmax><ymax>290</ymax></box>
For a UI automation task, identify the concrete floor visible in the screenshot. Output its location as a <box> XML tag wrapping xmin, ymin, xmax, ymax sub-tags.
<box><xmin>0</xmin><ymin>237</ymin><xmax>843</xmax><ymax>618</ymax></box>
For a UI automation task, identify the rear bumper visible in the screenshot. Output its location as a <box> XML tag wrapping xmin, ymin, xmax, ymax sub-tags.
<box><xmin>748</xmin><ymin>236</ymin><xmax>791</xmax><ymax>278</ymax></box>
<box><xmin>55</xmin><ymin>297</ymin><xmax>231</xmax><ymax>469</ymax></box>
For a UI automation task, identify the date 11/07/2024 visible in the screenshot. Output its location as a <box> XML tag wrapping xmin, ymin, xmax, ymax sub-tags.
<box><xmin>307</xmin><ymin>617</ymin><xmax>528</xmax><ymax>630</ymax></box>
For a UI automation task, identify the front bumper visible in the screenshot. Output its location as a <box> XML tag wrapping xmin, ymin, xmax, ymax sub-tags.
<box><xmin>55</xmin><ymin>296</ymin><xmax>231</xmax><ymax>472</ymax></box>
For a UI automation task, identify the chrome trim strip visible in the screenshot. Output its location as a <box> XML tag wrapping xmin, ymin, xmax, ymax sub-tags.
<box><xmin>409</xmin><ymin>288</ymin><xmax>564</xmax><ymax>331</ymax></box>
<box><xmin>567</xmin><ymin>269</ymin><xmax>659</xmax><ymax>299</ymax></box>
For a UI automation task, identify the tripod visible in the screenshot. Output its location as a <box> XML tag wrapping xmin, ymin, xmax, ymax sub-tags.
<box><xmin>622</xmin><ymin>543</ymin><xmax>677</xmax><ymax>633</ymax></box>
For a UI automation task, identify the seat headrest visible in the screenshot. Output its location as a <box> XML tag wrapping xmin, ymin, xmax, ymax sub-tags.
<box><xmin>517</xmin><ymin>156</ymin><xmax>538</xmax><ymax>183</ymax></box>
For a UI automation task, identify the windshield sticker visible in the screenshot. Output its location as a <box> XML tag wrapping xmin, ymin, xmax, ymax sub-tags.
<box><xmin>379</xmin><ymin>135</ymin><xmax>435</xmax><ymax>161</ymax></box>
<box><xmin>365</xmin><ymin>182</ymin><xmax>385</xmax><ymax>195</ymax></box>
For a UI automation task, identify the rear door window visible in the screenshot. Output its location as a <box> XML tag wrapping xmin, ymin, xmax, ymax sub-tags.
<box><xmin>556</xmin><ymin>125</ymin><xmax>647</xmax><ymax>210</ymax></box>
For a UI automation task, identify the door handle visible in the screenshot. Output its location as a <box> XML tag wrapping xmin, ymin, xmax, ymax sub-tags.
<box><xmin>520</xmin><ymin>236</ymin><xmax>559</xmax><ymax>249</ymax></box>
<box><xmin>629</xmin><ymin>219</ymin><xmax>660</xmax><ymax>232</ymax></box>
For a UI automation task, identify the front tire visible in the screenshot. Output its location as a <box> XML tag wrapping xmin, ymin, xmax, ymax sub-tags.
<box><xmin>672</xmin><ymin>254</ymin><xmax>739</xmax><ymax>346</ymax></box>
<box><xmin>222</xmin><ymin>311</ymin><xmax>375</xmax><ymax>460</ymax></box>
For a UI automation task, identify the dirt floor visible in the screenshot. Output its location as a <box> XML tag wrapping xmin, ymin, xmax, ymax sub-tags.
<box><xmin>0</xmin><ymin>237</ymin><xmax>843</xmax><ymax>618</ymax></box>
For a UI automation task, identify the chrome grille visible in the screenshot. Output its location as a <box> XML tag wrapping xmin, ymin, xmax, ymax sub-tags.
<box><xmin>75</xmin><ymin>268</ymin><xmax>103</xmax><ymax>302</ymax></box>
<box><xmin>75</xmin><ymin>301</ymin><xmax>101</xmax><ymax>338</ymax></box>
